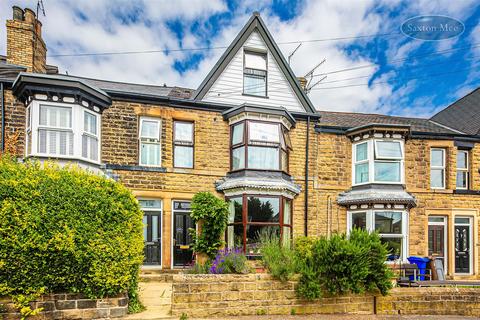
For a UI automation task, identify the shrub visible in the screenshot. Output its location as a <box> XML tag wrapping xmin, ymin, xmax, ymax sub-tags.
<box><xmin>190</xmin><ymin>192</ymin><xmax>229</xmax><ymax>259</ymax></box>
<box><xmin>259</xmin><ymin>230</ymin><xmax>296</xmax><ymax>282</ymax></box>
<box><xmin>348</xmin><ymin>228</ymin><xmax>393</xmax><ymax>295</ymax></box>
<box><xmin>296</xmin><ymin>229</ymin><xmax>392</xmax><ymax>299</ymax></box>
<box><xmin>209</xmin><ymin>248</ymin><xmax>249</xmax><ymax>274</ymax></box>
<box><xmin>0</xmin><ymin>157</ymin><xmax>144</xmax><ymax>310</ymax></box>
<box><xmin>294</xmin><ymin>236</ymin><xmax>317</xmax><ymax>267</ymax></box>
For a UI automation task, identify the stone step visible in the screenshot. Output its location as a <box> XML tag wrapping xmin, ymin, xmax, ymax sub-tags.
<box><xmin>139</xmin><ymin>274</ymin><xmax>174</xmax><ymax>282</ymax></box>
<box><xmin>122</xmin><ymin>306</ymin><xmax>173</xmax><ymax>320</ymax></box>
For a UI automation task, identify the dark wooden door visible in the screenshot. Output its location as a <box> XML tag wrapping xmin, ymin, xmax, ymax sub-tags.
<box><xmin>173</xmin><ymin>211</ymin><xmax>194</xmax><ymax>267</ymax></box>
<box><xmin>455</xmin><ymin>225</ymin><xmax>470</xmax><ymax>273</ymax></box>
<box><xmin>428</xmin><ymin>225</ymin><xmax>445</xmax><ymax>257</ymax></box>
<box><xmin>143</xmin><ymin>213</ymin><xmax>161</xmax><ymax>265</ymax></box>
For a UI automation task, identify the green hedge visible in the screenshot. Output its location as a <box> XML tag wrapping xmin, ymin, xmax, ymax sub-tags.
<box><xmin>0</xmin><ymin>156</ymin><xmax>144</xmax><ymax>309</ymax></box>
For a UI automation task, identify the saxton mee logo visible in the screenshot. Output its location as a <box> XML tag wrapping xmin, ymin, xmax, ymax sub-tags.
<box><xmin>401</xmin><ymin>15</ymin><xmax>464</xmax><ymax>41</ymax></box>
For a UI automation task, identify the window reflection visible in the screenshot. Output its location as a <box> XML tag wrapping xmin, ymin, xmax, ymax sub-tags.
<box><xmin>247</xmin><ymin>197</ymin><xmax>280</xmax><ymax>222</ymax></box>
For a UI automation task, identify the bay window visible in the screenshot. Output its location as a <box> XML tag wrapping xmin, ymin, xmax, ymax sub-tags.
<box><xmin>243</xmin><ymin>51</ymin><xmax>267</xmax><ymax>97</ymax></box>
<box><xmin>25</xmin><ymin>101</ymin><xmax>101</xmax><ymax>164</ymax></box>
<box><xmin>173</xmin><ymin>121</ymin><xmax>194</xmax><ymax>168</ymax></box>
<box><xmin>139</xmin><ymin>117</ymin><xmax>161</xmax><ymax>166</ymax></box>
<box><xmin>227</xmin><ymin>195</ymin><xmax>292</xmax><ymax>257</ymax></box>
<box><xmin>38</xmin><ymin>105</ymin><xmax>73</xmax><ymax>156</ymax></box>
<box><xmin>231</xmin><ymin>120</ymin><xmax>291</xmax><ymax>172</ymax></box>
<box><xmin>456</xmin><ymin>150</ymin><xmax>469</xmax><ymax>189</ymax></box>
<box><xmin>431</xmin><ymin>148</ymin><xmax>446</xmax><ymax>189</ymax></box>
<box><xmin>348</xmin><ymin>210</ymin><xmax>408</xmax><ymax>261</ymax></box>
<box><xmin>353</xmin><ymin>139</ymin><xmax>404</xmax><ymax>185</ymax></box>
<box><xmin>83</xmin><ymin>111</ymin><xmax>99</xmax><ymax>161</ymax></box>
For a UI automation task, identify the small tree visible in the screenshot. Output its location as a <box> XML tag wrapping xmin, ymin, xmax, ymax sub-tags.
<box><xmin>190</xmin><ymin>192</ymin><xmax>229</xmax><ymax>259</ymax></box>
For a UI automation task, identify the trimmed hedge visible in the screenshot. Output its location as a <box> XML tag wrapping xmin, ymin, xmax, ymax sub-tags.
<box><xmin>0</xmin><ymin>156</ymin><xmax>144</xmax><ymax>308</ymax></box>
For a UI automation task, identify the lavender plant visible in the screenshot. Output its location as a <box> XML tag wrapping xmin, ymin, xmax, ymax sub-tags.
<box><xmin>209</xmin><ymin>248</ymin><xmax>250</xmax><ymax>274</ymax></box>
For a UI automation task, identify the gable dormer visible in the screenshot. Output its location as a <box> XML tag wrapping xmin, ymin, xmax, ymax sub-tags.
<box><xmin>194</xmin><ymin>13</ymin><xmax>316</xmax><ymax>114</ymax></box>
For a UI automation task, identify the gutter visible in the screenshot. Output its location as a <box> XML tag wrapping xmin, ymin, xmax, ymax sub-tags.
<box><xmin>304</xmin><ymin>115</ymin><xmax>310</xmax><ymax>236</ymax></box>
<box><xmin>1</xmin><ymin>82</ymin><xmax>4</xmax><ymax>152</ymax></box>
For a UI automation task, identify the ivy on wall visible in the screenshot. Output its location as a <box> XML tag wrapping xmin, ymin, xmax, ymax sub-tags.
<box><xmin>189</xmin><ymin>192</ymin><xmax>229</xmax><ymax>259</ymax></box>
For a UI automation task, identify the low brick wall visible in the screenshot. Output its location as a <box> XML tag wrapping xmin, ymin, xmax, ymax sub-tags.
<box><xmin>171</xmin><ymin>274</ymin><xmax>480</xmax><ymax>318</ymax></box>
<box><xmin>377</xmin><ymin>287</ymin><xmax>480</xmax><ymax>316</ymax></box>
<box><xmin>0</xmin><ymin>293</ymin><xmax>128</xmax><ymax>319</ymax></box>
<box><xmin>172</xmin><ymin>274</ymin><xmax>373</xmax><ymax>317</ymax></box>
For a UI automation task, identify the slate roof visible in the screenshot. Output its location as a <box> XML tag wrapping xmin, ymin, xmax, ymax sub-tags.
<box><xmin>59</xmin><ymin>75</ymin><xmax>195</xmax><ymax>99</ymax></box>
<box><xmin>431</xmin><ymin>88</ymin><xmax>480</xmax><ymax>135</ymax></box>
<box><xmin>318</xmin><ymin>111</ymin><xmax>462</xmax><ymax>135</ymax></box>
<box><xmin>0</xmin><ymin>58</ymin><xmax>195</xmax><ymax>99</ymax></box>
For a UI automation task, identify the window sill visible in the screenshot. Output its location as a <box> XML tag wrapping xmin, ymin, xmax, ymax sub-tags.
<box><xmin>430</xmin><ymin>188</ymin><xmax>453</xmax><ymax>194</ymax></box>
<box><xmin>453</xmin><ymin>189</ymin><xmax>480</xmax><ymax>195</ymax></box>
<box><xmin>25</xmin><ymin>154</ymin><xmax>101</xmax><ymax>167</ymax></box>
<box><xmin>242</xmin><ymin>93</ymin><xmax>269</xmax><ymax>99</ymax></box>
<box><xmin>104</xmin><ymin>164</ymin><xmax>167</xmax><ymax>173</ymax></box>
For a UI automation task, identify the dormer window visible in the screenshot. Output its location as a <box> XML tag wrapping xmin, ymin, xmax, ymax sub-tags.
<box><xmin>353</xmin><ymin>139</ymin><xmax>404</xmax><ymax>185</ymax></box>
<box><xmin>231</xmin><ymin>120</ymin><xmax>291</xmax><ymax>172</ymax></box>
<box><xmin>243</xmin><ymin>51</ymin><xmax>267</xmax><ymax>97</ymax></box>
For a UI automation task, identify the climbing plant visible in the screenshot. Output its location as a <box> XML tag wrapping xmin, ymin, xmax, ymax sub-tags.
<box><xmin>189</xmin><ymin>192</ymin><xmax>229</xmax><ymax>259</ymax></box>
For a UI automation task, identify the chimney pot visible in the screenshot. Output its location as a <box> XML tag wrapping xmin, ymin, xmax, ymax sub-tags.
<box><xmin>297</xmin><ymin>77</ymin><xmax>308</xmax><ymax>91</ymax></box>
<box><xmin>24</xmin><ymin>8</ymin><xmax>36</xmax><ymax>24</ymax></box>
<box><xmin>12</xmin><ymin>6</ymin><xmax>24</xmax><ymax>21</ymax></box>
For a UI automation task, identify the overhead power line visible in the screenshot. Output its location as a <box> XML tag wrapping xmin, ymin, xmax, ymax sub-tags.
<box><xmin>48</xmin><ymin>31</ymin><xmax>402</xmax><ymax>58</ymax></box>
<box><xmin>213</xmin><ymin>62</ymin><xmax>479</xmax><ymax>98</ymax></box>
<box><xmin>312</xmin><ymin>43</ymin><xmax>480</xmax><ymax>77</ymax></box>
<box><xmin>208</xmin><ymin>48</ymin><xmax>480</xmax><ymax>96</ymax></box>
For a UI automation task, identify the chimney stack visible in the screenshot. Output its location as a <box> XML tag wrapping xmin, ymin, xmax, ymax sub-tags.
<box><xmin>6</xmin><ymin>6</ymin><xmax>47</xmax><ymax>73</ymax></box>
<box><xmin>297</xmin><ymin>77</ymin><xmax>308</xmax><ymax>91</ymax></box>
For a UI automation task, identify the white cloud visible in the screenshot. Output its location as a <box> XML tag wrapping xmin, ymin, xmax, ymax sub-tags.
<box><xmin>0</xmin><ymin>0</ymin><xmax>478</xmax><ymax>117</ymax></box>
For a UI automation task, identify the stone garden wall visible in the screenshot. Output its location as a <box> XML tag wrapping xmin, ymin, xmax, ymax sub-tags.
<box><xmin>171</xmin><ymin>274</ymin><xmax>480</xmax><ymax>318</ymax></box>
<box><xmin>0</xmin><ymin>293</ymin><xmax>128</xmax><ymax>319</ymax></box>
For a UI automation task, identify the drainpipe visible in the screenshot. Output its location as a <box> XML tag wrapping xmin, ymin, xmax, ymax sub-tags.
<box><xmin>304</xmin><ymin>116</ymin><xmax>310</xmax><ymax>236</ymax></box>
<box><xmin>1</xmin><ymin>82</ymin><xmax>4</xmax><ymax>152</ymax></box>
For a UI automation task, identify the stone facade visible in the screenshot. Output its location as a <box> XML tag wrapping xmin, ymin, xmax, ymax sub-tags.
<box><xmin>171</xmin><ymin>274</ymin><xmax>480</xmax><ymax>317</ymax></box>
<box><xmin>2</xmin><ymin>5</ymin><xmax>480</xmax><ymax>279</ymax></box>
<box><xmin>0</xmin><ymin>293</ymin><xmax>128</xmax><ymax>319</ymax></box>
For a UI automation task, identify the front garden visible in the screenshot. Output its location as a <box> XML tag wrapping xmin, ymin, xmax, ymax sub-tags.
<box><xmin>187</xmin><ymin>192</ymin><xmax>393</xmax><ymax>300</ymax></box>
<box><xmin>0</xmin><ymin>156</ymin><xmax>144</xmax><ymax>318</ymax></box>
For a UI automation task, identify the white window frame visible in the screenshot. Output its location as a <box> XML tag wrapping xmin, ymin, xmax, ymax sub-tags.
<box><xmin>352</xmin><ymin>139</ymin><xmax>405</xmax><ymax>186</ymax></box>
<box><xmin>428</xmin><ymin>216</ymin><xmax>448</xmax><ymax>274</ymax></box>
<box><xmin>456</xmin><ymin>150</ymin><xmax>469</xmax><ymax>190</ymax></box>
<box><xmin>82</xmin><ymin>110</ymin><xmax>99</xmax><ymax>162</ymax></box>
<box><xmin>173</xmin><ymin>121</ymin><xmax>194</xmax><ymax>169</ymax></box>
<box><xmin>430</xmin><ymin>148</ymin><xmax>446</xmax><ymax>189</ymax></box>
<box><xmin>347</xmin><ymin>209</ymin><xmax>409</xmax><ymax>262</ymax></box>
<box><xmin>25</xmin><ymin>100</ymin><xmax>101</xmax><ymax>165</ymax></box>
<box><xmin>139</xmin><ymin>117</ymin><xmax>162</xmax><ymax>167</ymax></box>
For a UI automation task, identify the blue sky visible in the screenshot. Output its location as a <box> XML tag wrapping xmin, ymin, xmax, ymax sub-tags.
<box><xmin>1</xmin><ymin>0</ymin><xmax>479</xmax><ymax>117</ymax></box>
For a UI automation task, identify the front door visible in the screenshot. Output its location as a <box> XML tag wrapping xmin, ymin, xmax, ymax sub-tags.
<box><xmin>173</xmin><ymin>201</ymin><xmax>194</xmax><ymax>267</ymax></box>
<box><xmin>455</xmin><ymin>217</ymin><xmax>472</xmax><ymax>274</ymax></box>
<box><xmin>428</xmin><ymin>216</ymin><xmax>447</xmax><ymax>274</ymax></box>
<box><xmin>140</xmin><ymin>200</ymin><xmax>162</xmax><ymax>265</ymax></box>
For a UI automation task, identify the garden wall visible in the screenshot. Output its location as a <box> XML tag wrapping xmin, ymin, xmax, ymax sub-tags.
<box><xmin>171</xmin><ymin>274</ymin><xmax>480</xmax><ymax>318</ymax></box>
<box><xmin>0</xmin><ymin>293</ymin><xmax>128</xmax><ymax>319</ymax></box>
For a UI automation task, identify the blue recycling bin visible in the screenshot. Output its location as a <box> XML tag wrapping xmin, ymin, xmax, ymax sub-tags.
<box><xmin>407</xmin><ymin>256</ymin><xmax>430</xmax><ymax>280</ymax></box>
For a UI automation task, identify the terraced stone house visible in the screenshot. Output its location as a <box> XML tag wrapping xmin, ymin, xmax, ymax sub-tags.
<box><xmin>2</xmin><ymin>6</ymin><xmax>480</xmax><ymax>279</ymax></box>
